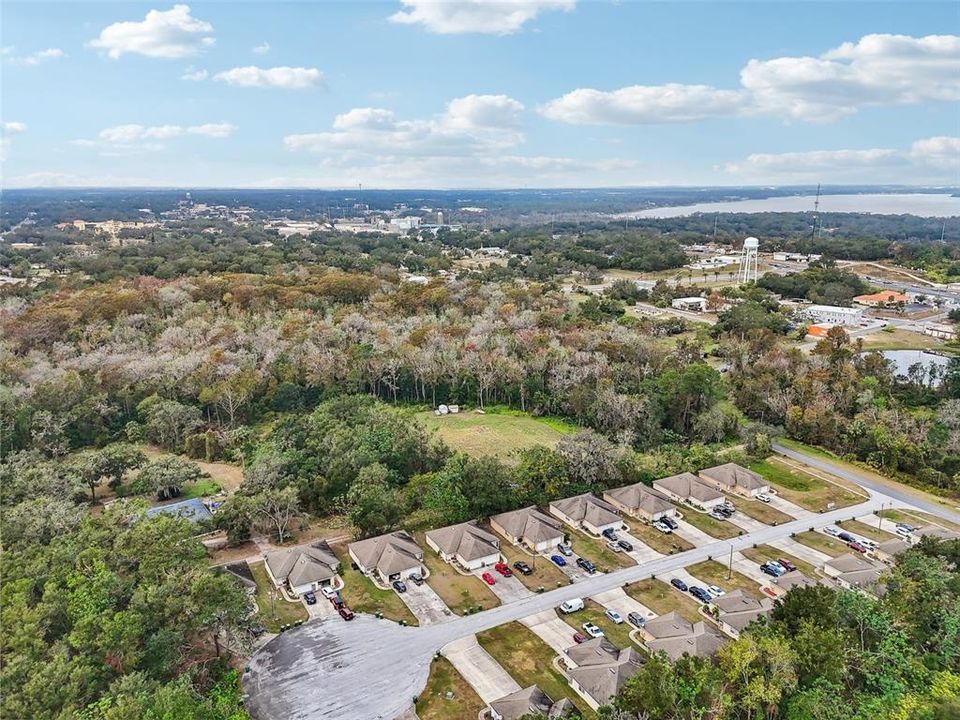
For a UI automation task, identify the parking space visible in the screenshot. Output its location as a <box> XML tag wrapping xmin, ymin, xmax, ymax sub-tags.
<box><xmin>660</xmin><ymin>567</ymin><xmax>703</xmax><ymax>591</ymax></box>
<box><xmin>618</xmin><ymin>531</ymin><xmax>664</xmax><ymax>563</ymax></box>
<box><xmin>767</xmin><ymin>493</ymin><xmax>816</xmax><ymax>520</ymax></box>
<box><xmin>474</xmin><ymin>568</ymin><xmax>532</xmax><ymax>603</ymax></box>
<box><xmin>442</xmin><ymin>635</ymin><xmax>521</xmax><ymax>703</ymax></box>
<box><xmin>592</xmin><ymin>587</ymin><xmax>656</xmax><ymax>621</ymax></box>
<box><xmin>769</xmin><ymin>537</ymin><xmax>833</xmax><ymax>566</ymax></box>
<box><xmin>729</xmin><ymin>552</ymin><xmax>777</xmax><ymax>586</ymax></box>
<box><xmin>520</xmin><ymin>609</ymin><xmax>578</xmax><ymax>656</ymax></box>
<box><xmin>673</xmin><ymin>517</ymin><xmax>717</xmax><ymax>546</ymax></box>
<box><xmin>397</xmin><ymin>582</ymin><xmax>455</xmax><ymax>625</ymax></box>
<box><xmin>539</xmin><ymin>550</ymin><xmax>598</xmax><ymax>582</ymax></box>
<box><xmin>304</xmin><ymin>595</ymin><xmax>337</xmax><ymax>619</ymax></box>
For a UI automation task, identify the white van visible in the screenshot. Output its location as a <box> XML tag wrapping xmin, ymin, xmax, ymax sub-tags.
<box><xmin>559</xmin><ymin>598</ymin><xmax>584</xmax><ymax>614</ymax></box>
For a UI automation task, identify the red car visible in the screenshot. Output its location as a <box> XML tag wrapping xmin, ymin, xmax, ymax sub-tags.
<box><xmin>847</xmin><ymin>541</ymin><xmax>867</xmax><ymax>553</ymax></box>
<box><xmin>572</xmin><ymin>632</ymin><xmax>587</xmax><ymax>644</ymax></box>
<box><xmin>481</xmin><ymin>572</ymin><xmax>497</xmax><ymax>585</ymax></box>
<box><xmin>777</xmin><ymin>558</ymin><xmax>797</xmax><ymax>572</ymax></box>
<box><xmin>494</xmin><ymin>562</ymin><xmax>513</xmax><ymax>577</ymax></box>
<box><xmin>338</xmin><ymin>606</ymin><xmax>355</xmax><ymax>621</ymax></box>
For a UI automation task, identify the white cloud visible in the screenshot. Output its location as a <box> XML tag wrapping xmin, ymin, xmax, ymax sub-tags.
<box><xmin>543</xmin><ymin>33</ymin><xmax>960</xmax><ymax>125</ymax></box>
<box><xmin>0</xmin><ymin>121</ymin><xmax>27</xmax><ymax>160</ymax></box>
<box><xmin>213</xmin><ymin>66</ymin><xmax>323</xmax><ymax>89</ymax></box>
<box><xmin>252</xmin><ymin>42</ymin><xmax>270</xmax><ymax>55</ymax></box>
<box><xmin>725</xmin><ymin>136</ymin><xmax>959</xmax><ymax>183</ymax></box>
<box><xmin>388</xmin><ymin>0</ymin><xmax>575</xmax><ymax>35</ymax></box>
<box><xmin>181</xmin><ymin>67</ymin><xmax>208</xmax><ymax>81</ymax></box>
<box><xmin>88</xmin><ymin>4</ymin><xmax>214</xmax><ymax>59</ymax></box>
<box><xmin>3</xmin><ymin>47</ymin><xmax>66</xmax><ymax>66</ymax></box>
<box><xmin>73</xmin><ymin>122</ymin><xmax>236</xmax><ymax>153</ymax></box>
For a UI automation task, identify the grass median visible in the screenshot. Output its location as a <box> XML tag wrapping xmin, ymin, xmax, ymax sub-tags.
<box><xmin>414</xmin><ymin>656</ymin><xmax>484</xmax><ymax>720</ymax></box>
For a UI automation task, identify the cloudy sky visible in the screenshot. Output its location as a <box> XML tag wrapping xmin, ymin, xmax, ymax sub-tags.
<box><xmin>1</xmin><ymin>1</ymin><xmax>958</xmax><ymax>188</ymax></box>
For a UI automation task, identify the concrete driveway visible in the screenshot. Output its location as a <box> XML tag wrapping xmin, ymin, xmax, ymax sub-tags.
<box><xmin>542</xmin><ymin>550</ymin><xmax>597</xmax><ymax>582</ymax></box>
<box><xmin>399</xmin><ymin>583</ymin><xmax>454</xmax><ymax>625</ymax></box>
<box><xmin>441</xmin><ymin>635</ymin><xmax>520</xmax><ymax>703</ymax></box>
<box><xmin>727</xmin><ymin>513</ymin><xmax>770</xmax><ymax>534</ymax></box>
<box><xmin>591</xmin><ymin>587</ymin><xmax>656</xmax><ymax>621</ymax></box>
<box><xmin>770</xmin><ymin>537</ymin><xmax>833</xmax><ymax>566</ymax></box>
<box><xmin>619</xmin><ymin>531</ymin><xmax>664</xmax><ymax>563</ymax></box>
<box><xmin>853</xmin><ymin>513</ymin><xmax>900</xmax><ymax>537</ymax></box>
<box><xmin>475</xmin><ymin>569</ymin><xmax>532</xmax><ymax>603</ymax></box>
<box><xmin>305</xmin><ymin>596</ymin><xmax>337</xmax><ymax>620</ymax></box>
<box><xmin>767</xmin><ymin>494</ymin><xmax>816</xmax><ymax>520</ymax></box>
<box><xmin>673</xmin><ymin>517</ymin><xmax>717</xmax><ymax>546</ymax></box>
<box><xmin>521</xmin><ymin>609</ymin><xmax>578</xmax><ymax>656</ymax></box>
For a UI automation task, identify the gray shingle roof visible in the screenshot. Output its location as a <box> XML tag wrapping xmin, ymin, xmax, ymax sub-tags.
<box><xmin>604</xmin><ymin>482</ymin><xmax>674</xmax><ymax>516</ymax></box>
<box><xmin>699</xmin><ymin>463</ymin><xmax>768</xmax><ymax>492</ymax></box>
<box><xmin>265</xmin><ymin>540</ymin><xmax>340</xmax><ymax>587</ymax></box>
<box><xmin>348</xmin><ymin>531</ymin><xmax>423</xmax><ymax>576</ymax></box>
<box><xmin>654</xmin><ymin>473</ymin><xmax>724</xmax><ymax>503</ymax></box>
<box><xmin>425</xmin><ymin>521</ymin><xmax>500</xmax><ymax>562</ymax></box>
<box><xmin>550</xmin><ymin>493</ymin><xmax>621</xmax><ymax>528</ymax></box>
<box><xmin>569</xmin><ymin>648</ymin><xmax>644</xmax><ymax>705</ymax></box>
<box><xmin>491</xmin><ymin>506</ymin><xmax>564</xmax><ymax>544</ymax></box>
<box><xmin>646</xmin><ymin>622</ymin><xmax>726</xmax><ymax>660</ymax></box>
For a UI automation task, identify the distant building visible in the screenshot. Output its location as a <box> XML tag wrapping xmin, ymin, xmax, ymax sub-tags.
<box><xmin>853</xmin><ymin>291</ymin><xmax>908</xmax><ymax>308</ymax></box>
<box><xmin>924</xmin><ymin>323</ymin><xmax>957</xmax><ymax>341</ymax></box>
<box><xmin>802</xmin><ymin>305</ymin><xmax>863</xmax><ymax>325</ymax></box>
<box><xmin>671</xmin><ymin>297</ymin><xmax>707</xmax><ymax>312</ymax></box>
<box><xmin>389</xmin><ymin>216</ymin><xmax>422</xmax><ymax>231</ymax></box>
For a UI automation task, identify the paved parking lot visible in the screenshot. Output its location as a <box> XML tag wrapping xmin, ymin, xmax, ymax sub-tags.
<box><xmin>521</xmin><ymin>609</ymin><xmax>578</xmax><ymax>655</ymax></box>
<box><xmin>398</xmin><ymin>582</ymin><xmax>454</xmax><ymax>625</ymax></box>
<box><xmin>442</xmin><ymin>635</ymin><xmax>520</xmax><ymax>703</ymax></box>
<box><xmin>475</xmin><ymin>569</ymin><xmax>531</xmax><ymax>603</ymax></box>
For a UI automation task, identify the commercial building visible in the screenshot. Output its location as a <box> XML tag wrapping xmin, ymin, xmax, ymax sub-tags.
<box><xmin>853</xmin><ymin>291</ymin><xmax>908</xmax><ymax>308</ymax></box>
<box><xmin>671</xmin><ymin>297</ymin><xmax>708</xmax><ymax>312</ymax></box>
<box><xmin>924</xmin><ymin>323</ymin><xmax>957</xmax><ymax>341</ymax></box>
<box><xmin>802</xmin><ymin>305</ymin><xmax>864</xmax><ymax>325</ymax></box>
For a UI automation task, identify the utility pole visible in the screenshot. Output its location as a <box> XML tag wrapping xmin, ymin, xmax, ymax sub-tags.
<box><xmin>727</xmin><ymin>544</ymin><xmax>733</xmax><ymax>580</ymax></box>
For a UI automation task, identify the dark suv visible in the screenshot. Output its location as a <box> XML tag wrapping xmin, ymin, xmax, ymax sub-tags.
<box><xmin>513</xmin><ymin>560</ymin><xmax>533</xmax><ymax>575</ymax></box>
<box><xmin>576</xmin><ymin>558</ymin><xmax>596</xmax><ymax>573</ymax></box>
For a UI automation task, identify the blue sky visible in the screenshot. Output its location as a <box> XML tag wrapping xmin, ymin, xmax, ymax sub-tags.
<box><xmin>1</xmin><ymin>1</ymin><xmax>958</xmax><ymax>188</ymax></box>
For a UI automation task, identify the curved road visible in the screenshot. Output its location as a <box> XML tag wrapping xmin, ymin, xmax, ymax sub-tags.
<box><xmin>244</xmin><ymin>494</ymin><xmax>886</xmax><ymax>720</ymax></box>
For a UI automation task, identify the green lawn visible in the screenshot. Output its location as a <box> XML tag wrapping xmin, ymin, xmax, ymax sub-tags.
<box><xmin>416</xmin><ymin>409</ymin><xmax>572</xmax><ymax>459</ymax></box>
<box><xmin>331</xmin><ymin>545</ymin><xmax>419</xmax><ymax>625</ymax></box>
<box><xmin>740</xmin><ymin>545</ymin><xmax>817</xmax><ymax>578</ymax></box>
<box><xmin>793</xmin><ymin>530</ymin><xmax>847</xmax><ymax>558</ymax></box>
<box><xmin>681</xmin><ymin>511</ymin><xmax>743</xmax><ymax>540</ymax></box>
<box><xmin>558</xmin><ymin>599</ymin><xmax>639</xmax><ymax>649</ymax></box>
<box><xmin>180</xmin><ymin>477</ymin><xmax>221</xmax><ymax>499</ymax></box>
<box><xmin>248</xmin><ymin>561</ymin><xmax>308</xmax><ymax>632</ymax></box>
<box><xmin>623</xmin><ymin>517</ymin><xmax>694</xmax><ymax>554</ymax></box>
<box><xmin>729</xmin><ymin>498</ymin><xmax>793</xmax><ymax>526</ymax></box>
<box><xmin>495</xmin><ymin>539</ymin><xmax>571</xmax><ymax>592</ymax></box>
<box><xmin>415</xmin><ymin>657</ymin><xmax>484</xmax><ymax>720</ymax></box>
<box><xmin>569</xmin><ymin>528</ymin><xmax>637</xmax><ymax>571</ymax></box>
<box><xmin>751</xmin><ymin>458</ymin><xmax>864</xmax><ymax>512</ymax></box>
<box><xmin>416</xmin><ymin>533</ymin><xmax>500</xmax><ymax>615</ymax></box>
<box><xmin>624</xmin><ymin>579</ymin><xmax>702</xmax><ymax>623</ymax></box>
<box><xmin>477</xmin><ymin>622</ymin><xmax>592</xmax><ymax>715</ymax></box>
<box><xmin>880</xmin><ymin>508</ymin><xmax>960</xmax><ymax>534</ymax></box>
<box><xmin>686</xmin><ymin>560</ymin><xmax>761</xmax><ymax>599</ymax></box>
<box><xmin>859</xmin><ymin>327</ymin><xmax>945</xmax><ymax>352</ymax></box>
<box><xmin>836</xmin><ymin>519</ymin><xmax>897</xmax><ymax>543</ymax></box>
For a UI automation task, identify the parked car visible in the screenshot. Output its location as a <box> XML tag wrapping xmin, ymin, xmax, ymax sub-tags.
<box><xmin>494</xmin><ymin>562</ymin><xmax>513</xmax><ymax>577</ymax></box>
<box><xmin>560</xmin><ymin>598</ymin><xmax>584</xmax><ymax>614</ymax></box>
<box><xmin>607</xmin><ymin>541</ymin><xmax>622</xmax><ymax>553</ymax></box>
<box><xmin>670</xmin><ymin>578</ymin><xmax>688</xmax><ymax>592</ymax></box>
<box><xmin>895</xmin><ymin>526</ymin><xmax>913</xmax><ymax>538</ymax></box>
<box><xmin>320</xmin><ymin>585</ymin><xmax>338</xmax><ymax>600</ymax></box>
<box><xmin>582</xmin><ymin>622</ymin><xmax>604</xmax><ymax>638</ymax></box>
<box><xmin>572</xmin><ymin>632</ymin><xmax>587</xmax><ymax>644</ymax></box>
<box><xmin>627</xmin><ymin>612</ymin><xmax>646</xmax><ymax>628</ymax></box>
<box><xmin>557</xmin><ymin>542</ymin><xmax>574</xmax><ymax>556</ymax></box>
<box><xmin>513</xmin><ymin>560</ymin><xmax>533</xmax><ymax>575</ymax></box>
<box><xmin>409</xmin><ymin>572</ymin><xmax>424</xmax><ymax>586</ymax></box>
<box><xmin>838</xmin><ymin>532</ymin><xmax>856</xmax><ymax>543</ymax></box>
<box><xmin>847</xmin><ymin>541</ymin><xmax>867</xmax><ymax>553</ymax></box>
<box><xmin>756</xmin><ymin>493</ymin><xmax>772</xmax><ymax>503</ymax></box>
<box><xmin>331</xmin><ymin>595</ymin><xmax>345</xmax><ymax>610</ymax></box>
<box><xmin>576</xmin><ymin>558</ymin><xmax>596</xmax><ymax>573</ymax></box>
<box><xmin>707</xmin><ymin>585</ymin><xmax>725</xmax><ymax>598</ymax></box>
<box><xmin>777</xmin><ymin>558</ymin><xmax>797</xmax><ymax>572</ymax></box>
<box><xmin>896</xmin><ymin>523</ymin><xmax>916</xmax><ymax>533</ymax></box>
<box><xmin>823</xmin><ymin>526</ymin><xmax>841</xmax><ymax>537</ymax></box>
<box><xmin>760</xmin><ymin>562</ymin><xmax>785</xmax><ymax>577</ymax></box>
<box><xmin>860</xmin><ymin>539</ymin><xmax>878</xmax><ymax>550</ymax></box>
<box><xmin>602</xmin><ymin>528</ymin><xmax>619</xmax><ymax>541</ymax></box>
<box><xmin>689</xmin><ymin>586</ymin><xmax>712</xmax><ymax>603</ymax></box>
<box><xmin>709</xmin><ymin>510</ymin><xmax>727</xmax><ymax>521</ymax></box>
<box><xmin>392</xmin><ymin>580</ymin><xmax>407</xmax><ymax>593</ymax></box>
<box><xmin>662</xmin><ymin>516</ymin><xmax>680</xmax><ymax>530</ymax></box>
<box><xmin>303</xmin><ymin>590</ymin><xmax>317</xmax><ymax>605</ymax></box>
<box><xmin>605</xmin><ymin>608</ymin><xmax>624</xmax><ymax>624</ymax></box>
<box><xmin>481</xmin><ymin>572</ymin><xmax>497</xmax><ymax>585</ymax></box>
<box><xmin>715</xmin><ymin>506</ymin><xmax>734</xmax><ymax>518</ymax></box>
<box><xmin>768</xmin><ymin>561</ymin><xmax>787</xmax><ymax>574</ymax></box>
<box><xmin>551</xmin><ymin>555</ymin><xmax>567</xmax><ymax>567</ymax></box>
<box><xmin>653</xmin><ymin>522</ymin><xmax>673</xmax><ymax>534</ymax></box>
<box><xmin>618</xmin><ymin>539</ymin><xmax>634</xmax><ymax>551</ymax></box>
<box><xmin>338</xmin><ymin>606</ymin><xmax>355</xmax><ymax>621</ymax></box>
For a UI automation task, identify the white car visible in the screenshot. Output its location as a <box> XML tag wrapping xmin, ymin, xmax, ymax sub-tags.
<box><xmin>756</xmin><ymin>493</ymin><xmax>772</xmax><ymax>503</ymax></box>
<box><xmin>582</xmin><ymin>622</ymin><xmax>604</xmax><ymax>638</ymax></box>
<box><xmin>320</xmin><ymin>585</ymin><xmax>338</xmax><ymax>599</ymax></box>
<box><xmin>607</xmin><ymin>541</ymin><xmax>623</xmax><ymax>553</ymax></box>
<box><xmin>823</xmin><ymin>526</ymin><xmax>841</xmax><ymax>537</ymax></box>
<box><xmin>653</xmin><ymin>522</ymin><xmax>672</xmax><ymax>534</ymax></box>
<box><xmin>895</xmin><ymin>526</ymin><xmax>913</xmax><ymax>538</ymax></box>
<box><xmin>707</xmin><ymin>585</ymin><xmax>725</xmax><ymax>598</ymax></box>
<box><xmin>604</xmin><ymin>609</ymin><xmax>624</xmax><ymax>624</ymax></box>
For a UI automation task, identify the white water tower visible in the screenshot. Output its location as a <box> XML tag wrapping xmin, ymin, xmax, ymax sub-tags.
<box><xmin>738</xmin><ymin>236</ymin><xmax>760</xmax><ymax>284</ymax></box>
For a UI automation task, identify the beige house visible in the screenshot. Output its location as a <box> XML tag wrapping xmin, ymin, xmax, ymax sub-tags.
<box><xmin>562</xmin><ymin>636</ymin><xmax>618</xmax><ymax>670</ymax></box>
<box><xmin>488</xmin><ymin>686</ymin><xmax>575</xmax><ymax>720</ymax></box>
<box><xmin>712</xmin><ymin>590</ymin><xmax>773</xmax><ymax>638</ymax></box>
<box><xmin>911</xmin><ymin>525</ymin><xmax>960</xmax><ymax>545</ymax></box>
<box><xmin>568</xmin><ymin>647</ymin><xmax>645</xmax><ymax>709</ymax></box>
<box><xmin>771</xmin><ymin>572</ymin><xmax>819</xmax><ymax>592</ymax></box>
<box><xmin>604</xmin><ymin>482</ymin><xmax>676</xmax><ymax>521</ymax></box>
<box><xmin>823</xmin><ymin>553</ymin><xmax>886</xmax><ymax>593</ymax></box>
<box><xmin>264</xmin><ymin>540</ymin><xmax>340</xmax><ymax>597</ymax></box>
<box><xmin>425</xmin><ymin>521</ymin><xmax>500</xmax><ymax>571</ymax></box>
<box><xmin>653</xmin><ymin>472</ymin><xmax>725</xmax><ymax>510</ymax></box>
<box><xmin>642</xmin><ymin>611</ymin><xmax>726</xmax><ymax>660</ymax></box>
<box><xmin>873</xmin><ymin>537</ymin><xmax>911</xmax><ymax>564</ymax></box>
<box><xmin>490</xmin><ymin>506</ymin><xmax>565</xmax><ymax>553</ymax></box>
<box><xmin>348</xmin><ymin>530</ymin><xmax>424</xmax><ymax>584</ymax></box>
<box><xmin>698</xmin><ymin>463</ymin><xmax>769</xmax><ymax>498</ymax></box>
<box><xmin>549</xmin><ymin>493</ymin><xmax>623</xmax><ymax>537</ymax></box>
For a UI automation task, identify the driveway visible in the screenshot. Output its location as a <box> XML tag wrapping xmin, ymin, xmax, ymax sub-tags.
<box><xmin>618</xmin><ymin>531</ymin><xmax>664</xmax><ymax>563</ymax></box>
<box><xmin>441</xmin><ymin>635</ymin><xmax>520</xmax><ymax>703</ymax></box>
<box><xmin>853</xmin><ymin>513</ymin><xmax>900</xmax><ymax>537</ymax></box>
<box><xmin>521</xmin><ymin>609</ymin><xmax>578</xmax><ymax>656</ymax></box>
<box><xmin>398</xmin><ymin>583</ymin><xmax>454</xmax><ymax>625</ymax></box>
<box><xmin>591</xmin><ymin>587</ymin><xmax>656</xmax><ymax>621</ymax></box>
<box><xmin>305</xmin><ymin>596</ymin><xmax>337</xmax><ymax>620</ymax></box>
<box><xmin>673</xmin><ymin>517</ymin><xmax>716</xmax><ymax>546</ymax></box>
<box><xmin>541</xmin><ymin>550</ymin><xmax>597</xmax><ymax>583</ymax></box>
<box><xmin>770</xmin><ymin>537</ymin><xmax>833</xmax><ymax>566</ymax></box>
<box><xmin>767</xmin><ymin>493</ymin><xmax>816</xmax><ymax>520</ymax></box>
<box><xmin>726</xmin><ymin>513</ymin><xmax>769</xmax><ymax>534</ymax></box>
<box><xmin>474</xmin><ymin>569</ymin><xmax>531</xmax><ymax>603</ymax></box>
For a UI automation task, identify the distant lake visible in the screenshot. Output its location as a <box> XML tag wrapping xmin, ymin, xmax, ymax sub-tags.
<box><xmin>626</xmin><ymin>193</ymin><xmax>960</xmax><ymax>218</ymax></box>
<box><xmin>870</xmin><ymin>350</ymin><xmax>952</xmax><ymax>385</ymax></box>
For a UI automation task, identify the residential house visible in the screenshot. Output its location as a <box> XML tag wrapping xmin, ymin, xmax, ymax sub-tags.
<box><xmin>348</xmin><ymin>531</ymin><xmax>424</xmax><ymax>585</ymax></box>
<box><xmin>568</xmin><ymin>647</ymin><xmax>645</xmax><ymax>709</ymax></box>
<box><xmin>488</xmin><ymin>686</ymin><xmax>575</xmax><ymax>720</ymax></box>
<box><xmin>562</xmin><ymin>636</ymin><xmax>619</xmax><ymax>670</ymax></box>
<box><xmin>911</xmin><ymin>525</ymin><xmax>960</xmax><ymax>544</ymax></box>
<box><xmin>653</xmin><ymin>473</ymin><xmax>725</xmax><ymax>510</ymax></box>
<box><xmin>490</xmin><ymin>506</ymin><xmax>565</xmax><ymax>553</ymax></box>
<box><xmin>425</xmin><ymin>521</ymin><xmax>501</xmax><ymax>571</ymax></box>
<box><xmin>712</xmin><ymin>590</ymin><xmax>773</xmax><ymax>638</ymax></box>
<box><xmin>264</xmin><ymin>540</ymin><xmax>341</xmax><ymax>597</ymax></box>
<box><xmin>603</xmin><ymin>483</ymin><xmax>676</xmax><ymax>521</ymax></box>
<box><xmin>771</xmin><ymin>572</ymin><xmax>819</xmax><ymax>592</ymax></box>
<box><xmin>698</xmin><ymin>463</ymin><xmax>770</xmax><ymax>498</ymax></box>
<box><xmin>643</xmin><ymin>612</ymin><xmax>726</xmax><ymax>660</ymax></box>
<box><xmin>549</xmin><ymin>493</ymin><xmax>623</xmax><ymax>537</ymax></box>
<box><xmin>823</xmin><ymin>553</ymin><xmax>886</xmax><ymax>594</ymax></box>
<box><xmin>873</xmin><ymin>538</ymin><xmax>911</xmax><ymax>564</ymax></box>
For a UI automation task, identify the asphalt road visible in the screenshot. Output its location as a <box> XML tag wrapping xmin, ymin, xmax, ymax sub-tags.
<box><xmin>243</xmin><ymin>495</ymin><xmax>884</xmax><ymax>720</ymax></box>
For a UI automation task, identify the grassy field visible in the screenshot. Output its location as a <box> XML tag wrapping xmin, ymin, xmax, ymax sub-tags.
<box><xmin>687</xmin><ymin>560</ymin><xmax>761</xmax><ymax>599</ymax></box>
<box><xmin>837</xmin><ymin>519</ymin><xmax>897</xmax><ymax>543</ymax></box>
<box><xmin>730</xmin><ymin>498</ymin><xmax>794</xmax><ymax>526</ymax></box>
<box><xmin>859</xmin><ymin>327</ymin><xmax>945</xmax><ymax>352</ymax></box>
<box><xmin>495</xmin><ymin>537</ymin><xmax>571</xmax><ymax>591</ymax></box>
<box><xmin>415</xmin><ymin>533</ymin><xmax>500</xmax><ymax>615</ymax></box>
<box><xmin>248</xmin><ymin>561</ymin><xmax>308</xmax><ymax>632</ymax></box>
<box><xmin>740</xmin><ymin>545</ymin><xmax>817</xmax><ymax>578</ymax></box>
<box><xmin>624</xmin><ymin>579</ymin><xmax>702</xmax><ymax>623</ymax></box>
<box><xmin>752</xmin><ymin>458</ymin><xmax>864</xmax><ymax>512</ymax></box>
<box><xmin>331</xmin><ymin>545</ymin><xmax>419</xmax><ymax>625</ymax></box>
<box><xmin>681</xmin><ymin>511</ymin><xmax>743</xmax><ymax>540</ymax></box>
<box><xmin>414</xmin><ymin>657</ymin><xmax>485</xmax><ymax>720</ymax></box>
<box><xmin>477</xmin><ymin>622</ymin><xmax>592</xmax><ymax>716</ymax></box>
<box><xmin>142</xmin><ymin>446</ymin><xmax>244</xmax><ymax>492</ymax></box>
<box><xmin>569</xmin><ymin>528</ymin><xmax>637</xmax><ymax>571</ymax></box>
<box><xmin>793</xmin><ymin>531</ymin><xmax>847</xmax><ymax>558</ymax></box>
<box><xmin>416</xmin><ymin>409</ymin><xmax>573</xmax><ymax>459</ymax></box>
<box><xmin>559</xmin><ymin>599</ymin><xmax>639</xmax><ymax>649</ymax></box>
<box><xmin>623</xmin><ymin>517</ymin><xmax>694</xmax><ymax>554</ymax></box>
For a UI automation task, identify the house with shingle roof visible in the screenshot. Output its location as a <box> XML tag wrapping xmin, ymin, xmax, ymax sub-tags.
<box><xmin>912</xmin><ymin>525</ymin><xmax>960</xmax><ymax>544</ymax></box>
<box><xmin>425</xmin><ymin>520</ymin><xmax>500</xmax><ymax>571</ymax></box>
<box><xmin>712</xmin><ymin>590</ymin><xmax>773</xmax><ymax>638</ymax></box>
<box><xmin>823</xmin><ymin>553</ymin><xmax>886</xmax><ymax>594</ymax></box>
<box><xmin>653</xmin><ymin>472</ymin><xmax>725</xmax><ymax>510</ymax></box>
<box><xmin>549</xmin><ymin>493</ymin><xmax>623</xmax><ymax>537</ymax></box>
<box><xmin>488</xmin><ymin>685</ymin><xmax>575</xmax><ymax>720</ymax></box>
<box><xmin>264</xmin><ymin>540</ymin><xmax>341</xmax><ymax>597</ymax></box>
<box><xmin>490</xmin><ymin>506</ymin><xmax>565</xmax><ymax>553</ymax></box>
<box><xmin>562</xmin><ymin>636</ymin><xmax>619</xmax><ymax>670</ymax></box>
<box><xmin>873</xmin><ymin>537</ymin><xmax>911</xmax><ymax>564</ymax></box>
<box><xmin>772</xmin><ymin>572</ymin><xmax>819</xmax><ymax>592</ymax></box>
<box><xmin>348</xmin><ymin>530</ymin><xmax>424</xmax><ymax>585</ymax></box>
<box><xmin>568</xmin><ymin>647</ymin><xmax>645</xmax><ymax>709</ymax></box>
<box><xmin>604</xmin><ymin>482</ymin><xmax>676</xmax><ymax>521</ymax></box>
<box><xmin>642</xmin><ymin>612</ymin><xmax>726</xmax><ymax>660</ymax></box>
<box><xmin>698</xmin><ymin>463</ymin><xmax>769</xmax><ymax>498</ymax></box>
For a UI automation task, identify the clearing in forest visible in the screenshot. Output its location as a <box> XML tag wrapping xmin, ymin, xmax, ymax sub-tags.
<box><xmin>416</xmin><ymin>410</ymin><xmax>573</xmax><ymax>459</ymax></box>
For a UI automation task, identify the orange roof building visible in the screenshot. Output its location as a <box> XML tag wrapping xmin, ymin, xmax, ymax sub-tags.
<box><xmin>853</xmin><ymin>291</ymin><xmax>907</xmax><ymax>307</ymax></box>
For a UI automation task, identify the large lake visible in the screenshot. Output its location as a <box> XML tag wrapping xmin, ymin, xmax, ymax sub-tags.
<box><xmin>627</xmin><ymin>193</ymin><xmax>960</xmax><ymax>218</ymax></box>
<box><xmin>870</xmin><ymin>350</ymin><xmax>952</xmax><ymax>384</ymax></box>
